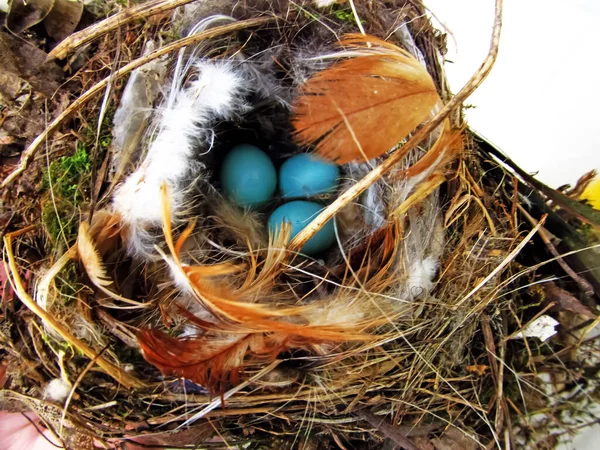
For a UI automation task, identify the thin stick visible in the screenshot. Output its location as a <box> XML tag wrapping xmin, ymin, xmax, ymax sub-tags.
<box><xmin>348</xmin><ymin>0</ymin><xmax>366</xmax><ymax>36</ymax></box>
<box><xmin>575</xmin><ymin>314</ymin><xmax>600</xmax><ymax>350</ymax></box>
<box><xmin>1</xmin><ymin>17</ymin><xmax>272</xmax><ymax>188</ymax></box>
<box><xmin>517</xmin><ymin>204</ymin><xmax>594</xmax><ymax>297</ymax></box>
<box><xmin>59</xmin><ymin>347</ymin><xmax>108</xmax><ymax>438</ymax></box>
<box><xmin>502</xmin><ymin>301</ymin><xmax>556</xmax><ymax>342</ymax></box>
<box><xmin>3</xmin><ymin>230</ymin><xmax>144</xmax><ymax>389</ymax></box>
<box><xmin>289</xmin><ymin>0</ymin><xmax>504</xmax><ymax>251</ymax></box>
<box><xmin>355</xmin><ymin>410</ymin><xmax>418</xmax><ymax>450</ymax></box>
<box><xmin>49</xmin><ymin>0</ymin><xmax>199</xmax><ymax>60</ymax></box>
<box><xmin>481</xmin><ymin>314</ymin><xmax>509</xmax><ymax>444</ymax></box>
<box><xmin>174</xmin><ymin>360</ymin><xmax>282</xmax><ymax>429</ymax></box>
<box><xmin>453</xmin><ymin>217</ymin><xmax>544</xmax><ymax>309</ymax></box>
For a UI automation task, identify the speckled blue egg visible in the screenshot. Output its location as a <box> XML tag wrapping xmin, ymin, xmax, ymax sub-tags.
<box><xmin>220</xmin><ymin>144</ymin><xmax>277</xmax><ymax>208</ymax></box>
<box><xmin>279</xmin><ymin>153</ymin><xmax>340</xmax><ymax>199</ymax></box>
<box><xmin>268</xmin><ymin>201</ymin><xmax>335</xmax><ymax>256</ymax></box>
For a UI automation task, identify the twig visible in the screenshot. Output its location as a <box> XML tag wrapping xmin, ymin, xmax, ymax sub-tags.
<box><xmin>59</xmin><ymin>346</ymin><xmax>109</xmax><ymax>438</ymax></box>
<box><xmin>517</xmin><ymin>204</ymin><xmax>594</xmax><ymax>297</ymax></box>
<box><xmin>289</xmin><ymin>0</ymin><xmax>505</xmax><ymax>251</ymax></box>
<box><xmin>49</xmin><ymin>0</ymin><xmax>199</xmax><ymax>60</ymax></box>
<box><xmin>1</xmin><ymin>17</ymin><xmax>272</xmax><ymax>188</ymax></box>
<box><xmin>355</xmin><ymin>410</ymin><xmax>418</xmax><ymax>450</ymax></box>
<box><xmin>576</xmin><ymin>314</ymin><xmax>600</xmax><ymax>350</ymax></box>
<box><xmin>481</xmin><ymin>135</ymin><xmax>600</xmax><ymax>229</ymax></box>
<box><xmin>173</xmin><ymin>360</ymin><xmax>283</xmax><ymax>429</ymax></box>
<box><xmin>481</xmin><ymin>314</ymin><xmax>511</xmax><ymax>447</ymax></box>
<box><xmin>453</xmin><ymin>218</ymin><xmax>544</xmax><ymax>309</ymax></box>
<box><xmin>348</xmin><ymin>0</ymin><xmax>366</xmax><ymax>36</ymax></box>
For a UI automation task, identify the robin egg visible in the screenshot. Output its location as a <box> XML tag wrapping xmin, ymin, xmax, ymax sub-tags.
<box><xmin>268</xmin><ymin>200</ymin><xmax>335</xmax><ymax>256</ymax></box>
<box><xmin>279</xmin><ymin>153</ymin><xmax>340</xmax><ymax>199</ymax></box>
<box><xmin>220</xmin><ymin>144</ymin><xmax>277</xmax><ymax>208</ymax></box>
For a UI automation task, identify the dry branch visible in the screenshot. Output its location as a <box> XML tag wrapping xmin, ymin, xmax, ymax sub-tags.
<box><xmin>1</xmin><ymin>17</ymin><xmax>272</xmax><ymax>188</ymax></box>
<box><xmin>289</xmin><ymin>0</ymin><xmax>505</xmax><ymax>251</ymax></box>
<box><xmin>49</xmin><ymin>0</ymin><xmax>199</xmax><ymax>60</ymax></box>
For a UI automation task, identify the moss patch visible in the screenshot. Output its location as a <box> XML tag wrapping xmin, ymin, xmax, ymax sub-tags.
<box><xmin>41</xmin><ymin>145</ymin><xmax>92</xmax><ymax>245</ymax></box>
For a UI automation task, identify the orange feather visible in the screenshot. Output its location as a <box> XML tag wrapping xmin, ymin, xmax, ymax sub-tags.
<box><xmin>293</xmin><ymin>34</ymin><xmax>440</xmax><ymax>164</ymax></box>
<box><xmin>138</xmin><ymin>328</ymin><xmax>289</xmax><ymax>392</ymax></box>
<box><xmin>137</xmin><ymin>185</ymin><xmax>398</xmax><ymax>390</ymax></box>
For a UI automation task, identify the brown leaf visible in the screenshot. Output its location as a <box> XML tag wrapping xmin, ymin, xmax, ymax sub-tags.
<box><xmin>119</xmin><ymin>423</ymin><xmax>215</xmax><ymax>449</ymax></box>
<box><xmin>44</xmin><ymin>0</ymin><xmax>84</xmax><ymax>41</ymax></box>
<box><xmin>293</xmin><ymin>34</ymin><xmax>439</xmax><ymax>165</ymax></box>
<box><xmin>0</xmin><ymin>32</ymin><xmax>63</xmax><ymax>98</ymax></box>
<box><xmin>431</xmin><ymin>428</ymin><xmax>479</xmax><ymax>450</ymax></box>
<box><xmin>6</xmin><ymin>0</ymin><xmax>56</xmax><ymax>34</ymax></box>
<box><xmin>545</xmin><ymin>282</ymin><xmax>596</xmax><ymax>319</ymax></box>
<box><xmin>0</xmin><ymin>361</ymin><xmax>7</xmax><ymax>388</ymax></box>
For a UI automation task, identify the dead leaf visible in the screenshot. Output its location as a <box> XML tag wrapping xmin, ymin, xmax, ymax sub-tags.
<box><xmin>6</xmin><ymin>0</ymin><xmax>55</xmax><ymax>34</ymax></box>
<box><xmin>1</xmin><ymin>262</ymin><xmax>15</xmax><ymax>303</ymax></box>
<box><xmin>44</xmin><ymin>0</ymin><xmax>84</xmax><ymax>41</ymax></box>
<box><xmin>545</xmin><ymin>282</ymin><xmax>596</xmax><ymax>320</ymax></box>
<box><xmin>0</xmin><ymin>32</ymin><xmax>63</xmax><ymax>97</ymax></box>
<box><xmin>431</xmin><ymin>428</ymin><xmax>479</xmax><ymax>450</ymax></box>
<box><xmin>117</xmin><ymin>423</ymin><xmax>215</xmax><ymax>449</ymax></box>
<box><xmin>466</xmin><ymin>364</ymin><xmax>488</xmax><ymax>376</ymax></box>
<box><xmin>0</xmin><ymin>34</ymin><xmax>26</xmax><ymax>100</ymax></box>
<box><xmin>412</xmin><ymin>437</ymin><xmax>435</xmax><ymax>450</ymax></box>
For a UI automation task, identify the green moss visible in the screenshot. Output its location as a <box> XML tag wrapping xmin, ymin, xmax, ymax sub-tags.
<box><xmin>332</xmin><ymin>4</ymin><xmax>366</xmax><ymax>24</ymax></box>
<box><xmin>41</xmin><ymin>102</ymin><xmax>115</xmax><ymax>247</ymax></box>
<box><xmin>41</xmin><ymin>145</ymin><xmax>92</xmax><ymax>244</ymax></box>
<box><xmin>41</xmin><ymin>199</ymin><xmax>78</xmax><ymax>245</ymax></box>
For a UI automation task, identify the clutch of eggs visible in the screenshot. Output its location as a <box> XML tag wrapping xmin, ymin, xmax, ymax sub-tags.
<box><xmin>220</xmin><ymin>145</ymin><xmax>340</xmax><ymax>256</ymax></box>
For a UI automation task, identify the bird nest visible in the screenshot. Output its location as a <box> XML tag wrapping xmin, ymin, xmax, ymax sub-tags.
<box><xmin>1</xmin><ymin>1</ymin><xmax>599</xmax><ymax>449</ymax></box>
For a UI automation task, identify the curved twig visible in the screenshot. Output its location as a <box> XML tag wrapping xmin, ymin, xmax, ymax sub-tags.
<box><xmin>3</xmin><ymin>229</ymin><xmax>145</xmax><ymax>389</ymax></box>
<box><xmin>49</xmin><ymin>0</ymin><xmax>199</xmax><ymax>60</ymax></box>
<box><xmin>1</xmin><ymin>17</ymin><xmax>272</xmax><ymax>189</ymax></box>
<box><xmin>289</xmin><ymin>0</ymin><xmax>504</xmax><ymax>251</ymax></box>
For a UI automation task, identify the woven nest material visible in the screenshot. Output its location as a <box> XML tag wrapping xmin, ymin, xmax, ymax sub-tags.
<box><xmin>1</xmin><ymin>1</ymin><xmax>599</xmax><ymax>449</ymax></box>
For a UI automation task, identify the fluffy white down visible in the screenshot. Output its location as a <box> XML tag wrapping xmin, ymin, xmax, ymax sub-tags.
<box><xmin>314</xmin><ymin>0</ymin><xmax>338</xmax><ymax>7</ymax></box>
<box><xmin>44</xmin><ymin>378</ymin><xmax>72</xmax><ymax>402</ymax></box>
<box><xmin>113</xmin><ymin>62</ymin><xmax>249</xmax><ymax>255</ymax></box>
<box><xmin>406</xmin><ymin>256</ymin><xmax>439</xmax><ymax>299</ymax></box>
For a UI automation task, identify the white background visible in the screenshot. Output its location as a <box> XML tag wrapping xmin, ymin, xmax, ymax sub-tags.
<box><xmin>426</xmin><ymin>0</ymin><xmax>600</xmax><ymax>189</ymax></box>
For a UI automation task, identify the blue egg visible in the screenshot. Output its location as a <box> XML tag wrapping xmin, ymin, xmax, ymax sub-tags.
<box><xmin>220</xmin><ymin>144</ymin><xmax>277</xmax><ymax>208</ymax></box>
<box><xmin>279</xmin><ymin>153</ymin><xmax>340</xmax><ymax>199</ymax></box>
<box><xmin>268</xmin><ymin>201</ymin><xmax>335</xmax><ymax>256</ymax></box>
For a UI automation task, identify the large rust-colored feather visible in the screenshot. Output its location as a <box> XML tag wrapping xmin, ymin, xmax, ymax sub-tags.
<box><xmin>293</xmin><ymin>34</ymin><xmax>440</xmax><ymax>164</ymax></box>
<box><xmin>138</xmin><ymin>328</ymin><xmax>300</xmax><ymax>392</ymax></box>
<box><xmin>140</xmin><ymin>186</ymin><xmax>398</xmax><ymax>389</ymax></box>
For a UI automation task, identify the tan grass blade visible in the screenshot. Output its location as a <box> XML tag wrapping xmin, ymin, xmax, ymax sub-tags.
<box><xmin>77</xmin><ymin>222</ymin><xmax>149</xmax><ymax>308</ymax></box>
<box><xmin>4</xmin><ymin>228</ymin><xmax>144</xmax><ymax>389</ymax></box>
